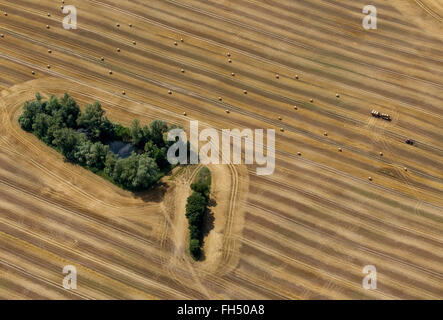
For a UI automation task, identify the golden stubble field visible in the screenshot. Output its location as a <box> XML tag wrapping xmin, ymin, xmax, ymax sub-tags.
<box><xmin>0</xmin><ymin>0</ymin><xmax>441</xmax><ymax>299</ymax></box>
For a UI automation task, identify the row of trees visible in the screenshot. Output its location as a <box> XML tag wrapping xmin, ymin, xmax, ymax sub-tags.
<box><xmin>18</xmin><ymin>93</ymin><xmax>175</xmax><ymax>191</ymax></box>
<box><xmin>185</xmin><ymin>167</ymin><xmax>211</xmax><ymax>260</ymax></box>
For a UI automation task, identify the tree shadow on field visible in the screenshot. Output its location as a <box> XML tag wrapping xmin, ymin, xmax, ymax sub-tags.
<box><xmin>203</xmin><ymin>208</ymin><xmax>215</xmax><ymax>238</ymax></box>
<box><xmin>207</xmin><ymin>197</ymin><xmax>217</xmax><ymax>208</ymax></box>
<box><xmin>133</xmin><ymin>181</ymin><xmax>169</xmax><ymax>203</ymax></box>
<box><xmin>198</xmin><ymin>201</ymin><xmax>216</xmax><ymax>262</ymax></box>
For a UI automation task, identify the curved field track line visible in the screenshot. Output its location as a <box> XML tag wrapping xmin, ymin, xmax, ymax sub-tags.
<box><xmin>4</xmin><ymin>22</ymin><xmax>441</xmax><ymax>155</ymax></box>
<box><xmin>247</xmin><ymin>168</ymin><xmax>443</xmax><ymax>244</ymax></box>
<box><xmin>242</xmin><ymin>221</ymin><xmax>441</xmax><ymax>299</ymax></box>
<box><xmin>1</xmin><ymin>0</ymin><xmax>442</xmax><ymax>299</ymax></box>
<box><xmin>245</xmin><ymin>189</ymin><xmax>443</xmax><ymax>281</ymax></box>
<box><xmin>0</xmin><ymin>81</ymin><xmax>213</xmax><ymax>298</ymax></box>
<box><xmin>1</xmin><ymin>71</ymin><xmax>440</xmax><ymax>209</ymax></box>
<box><xmin>239</xmin><ymin>232</ymin><xmax>399</xmax><ymax>299</ymax></box>
<box><xmin>157</xmin><ymin>164</ymin><xmax>215</xmax><ymax>300</ymax></box>
<box><xmin>244</xmin><ymin>200</ymin><xmax>442</xmax><ymax>281</ymax></box>
<box><xmin>86</xmin><ymin>0</ymin><xmax>443</xmax><ymax>130</ymax></box>
<box><xmin>161</xmin><ymin>161</ymin><xmax>256</xmax><ymax>298</ymax></box>
<box><xmin>158</xmin><ymin>215</ymin><xmax>170</xmax><ymax>249</ymax></box>
<box><xmin>281</xmin><ymin>150</ymin><xmax>443</xmax><ymax>210</ymax></box>
<box><xmin>187</xmin><ymin>164</ymin><xmax>204</xmax><ymax>184</ymax></box>
<box><xmin>369</xmin><ymin>118</ymin><xmax>429</xmax><ymax>220</ymax></box>
<box><xmin>0</xmin><ymin>32</ymin><xmax>441</xmax><ymax>184</ymax></box>
<box><xmin>166</xmin><ymin>0</ymin><xmax>443</xmax><ymax>65</ymax></box>
<box><xmin>162</xmin><ymin>158</ymin><xmax>241</xmax><ymax>289</ymax></box>
<box><xmin>0</xmin><ymin>259</ymin><xmax>93</xmax><ymax>300</ymax></box>
<box><xmin>0</xmin><ymin>178</ymin><xmax>157</xmax><ymax>248</ymax></box>
<box><xmin>242</xmin><ymin>209</ymin><xmax>441</xmax><ymax>298</ymax></box>
<box><xmin>0</xmin><ymin>91</ymin><xmax>162</xmax><ymax>210</ymax></box>
<box><xmin>0</xmin><ymin>87</ymin><xmax>140</xmax><ymax>209</ymax></box>
<box><xmin>2</xmin><ymin>73</ymin><xmax>441</xmax><ymax>200</ymax></box>
<box><xmin>414</xmin><ymin>0</ymin><xmax>443</xmax><ymax>22</ymax></box>
<box><xmin>5</xmin><ymin>3</ymin><xmax>441</xmax><ymax>132</ymax></box>
<box><xmin>0</xmin><ymin>216</ymin><xmax>191</xmax><ymax>299</ymax></box>
<box><xmin>159</xmin><ymin>158</ymin><xmax>249</xmax><ymax>295</ymax></box>
<box><xmin>90</xmin><ymin>0</ymin><xmax>443</xmax><ymax>90</ymax></box>
<box><xmin>216</xmin><ymin>163</ymin><xmax>240</xmax><ymax>275</ymax></box>
<box><xmin>158</xmin><ymin>0</ymin><xmax>443</xmax><ymax>81</ymax></box>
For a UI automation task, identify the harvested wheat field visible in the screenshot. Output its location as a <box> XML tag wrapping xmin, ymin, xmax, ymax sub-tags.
<box><xmin>0</xmin><ymin>0</ymin><xmax>442</xmax><ymax>300</ymax></box>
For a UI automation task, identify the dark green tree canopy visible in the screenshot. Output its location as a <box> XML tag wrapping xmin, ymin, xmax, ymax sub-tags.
<box><xmin>185</xmin><ymin>167</ymin><xmax>211</xmax><ymax>260</ymax></box>
<box><xmin>77</xmin><ymin>101</ymin><xmax>114</xmax><ymax>142</ymax></box>
<box><xmin>18</xmin><ymin>93</ymin><xmax>175</xmax><ymax>192</ymax></box>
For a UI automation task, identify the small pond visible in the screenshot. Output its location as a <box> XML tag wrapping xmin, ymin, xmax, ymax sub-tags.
<box><xmin>109</xmin><ymin>141</ymin><xmax>135</xmax><ymax>159</ymax></box>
